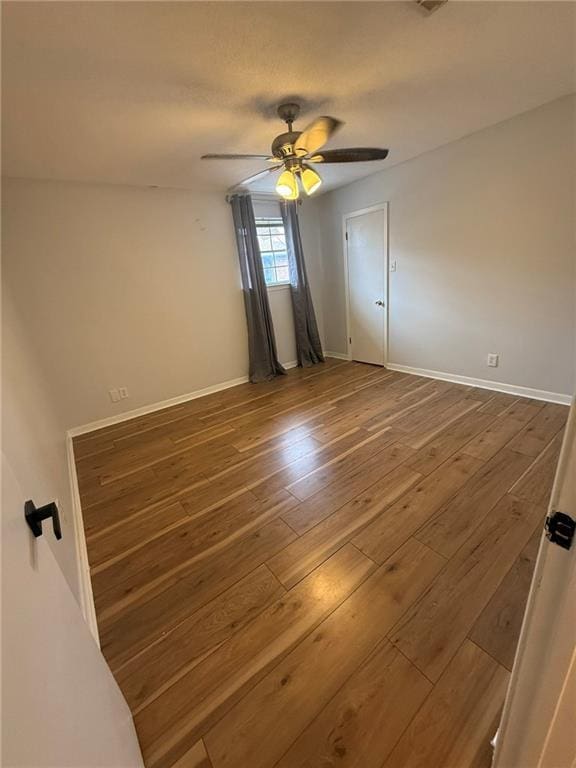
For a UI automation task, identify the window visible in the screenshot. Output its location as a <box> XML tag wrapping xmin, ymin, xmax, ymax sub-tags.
<box><xmin>255</xmin><ymin>217</ymin><xmax>290</xmax><ymax>286</ymax></box>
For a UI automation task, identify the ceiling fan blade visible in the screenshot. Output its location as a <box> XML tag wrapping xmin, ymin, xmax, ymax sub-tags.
<box><xmin>233</xmin><ymin>165</ymin><xmax>282</xmax><ymax>188</ymax></box>
<box><xmin>202</xmin><ymin>153</ymin><xmax>273</xmax><ymax>160</ymax></box>
<box><xmin>309</xmin><ymin>148</ymin><xmax>389</xmax><ymax>163</ymax></box>
<box><xmin>294</xmin><ymin>116</ymin><xmax>343</xmax><ymax>157</ymax></box>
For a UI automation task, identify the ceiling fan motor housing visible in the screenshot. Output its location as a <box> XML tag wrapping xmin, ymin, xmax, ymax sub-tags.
<box><xmin>271</xmin><ymin>131</ymin><xmax>301</xmax><ymax>160</ymax></box>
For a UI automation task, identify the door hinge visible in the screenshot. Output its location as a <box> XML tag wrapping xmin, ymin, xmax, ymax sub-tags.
<box><xmin>349</xmin><ymin>337</ymin><xmax>352</xmax><ymax>344</ymax></box>
<box><xmin>545</xmin><ymin>510</ymin><xmax>575</xmax><ymax>551</ymax></box>
<box><xmin>345</xmin><ymin>231</ymin><xmax>348</xmax><ymax>241</ymax></box>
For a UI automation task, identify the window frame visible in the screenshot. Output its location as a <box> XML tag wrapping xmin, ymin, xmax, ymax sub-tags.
<box><xmin>254</xmin><ymin>216</ymin><xmax>290</xmax><ymax>288</ymax></box>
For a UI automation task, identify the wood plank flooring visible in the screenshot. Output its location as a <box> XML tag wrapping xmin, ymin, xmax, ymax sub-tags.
<box><xmin>74</xmin><ymin>359</ymin><xmax>567</xmax><ymax>768</ymax></box>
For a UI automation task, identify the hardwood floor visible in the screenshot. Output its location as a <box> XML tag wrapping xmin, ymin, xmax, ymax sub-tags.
<box><xmin>74</xmin><ymin>359</ymin><xmax>567</xmax><ymax>768</ymax></box>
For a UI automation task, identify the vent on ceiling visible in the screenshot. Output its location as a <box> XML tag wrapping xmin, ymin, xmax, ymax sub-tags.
<box><xmin>416</xmin><ymin>0</ymin><xmax>448</xmax><ymax>13</ymax></box>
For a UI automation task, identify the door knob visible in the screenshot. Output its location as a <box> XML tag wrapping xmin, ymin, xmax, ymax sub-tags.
<box><xmin>375</xmin><ymin>300</ymin><xmax>385</xmax><ymax>307</ymax></box>
<box><xmin>25</xmin><ymin>500</ymin><xmax>62</xmax><ymax>540</ymax></box>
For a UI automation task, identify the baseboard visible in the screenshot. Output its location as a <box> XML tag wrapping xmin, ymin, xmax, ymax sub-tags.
<box><xmin>386</xmin><ymin>363</ymin><xmax>572</xmax><ymax>405</ymax></box>
<box><xmin>66</xmin><ymin>434</ymin><xmax>100</xmax><ymax>644</ymax></box>
<box><xmin>68</xmin><ymin>361</ymin><xmax>300</xmax><ymax>438</ymax></box>
<box><xmin>67</xmin><ymin>375</ymin><xmax>250</xmax><ymax>437</ymax></box>
<box><xmin>324</xmin><ymin>350</ymin><xmax>351</xmax><ymax>361</ymax></box>
<box><xmin>65</xmin><ymin>360</ymin><xmax>298</xmax><ymax>632</ymax></box>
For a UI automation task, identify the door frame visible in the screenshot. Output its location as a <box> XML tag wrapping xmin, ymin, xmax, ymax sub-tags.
<box><xmin>342</xmin><ymin>203</ymin><xmax>389</xmax><ymax>365</ymax></box>
<box><xmin>493</xmin><ymin>396</ymin><xmax>576</xmax><ymax>768</ymax></box>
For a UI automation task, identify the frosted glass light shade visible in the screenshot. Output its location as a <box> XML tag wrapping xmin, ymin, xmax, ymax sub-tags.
<box><xmin>276</xmin><ymin>170</ymin><xmax>299</xmax><ymax>200</ymax></box>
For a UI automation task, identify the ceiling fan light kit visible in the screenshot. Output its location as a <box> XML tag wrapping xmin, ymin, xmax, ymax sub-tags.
<box><xmin>274</xmin><ymin>164</ymin><xmax>323</xmax><ymax>201</ymax></box>
<box><xmin>202</xmin><ymin>102</ymin><xmax>389</xmax><ymax>200</ymax></box>
<box><xmin>276</xmin><ymin>168</ymin><xmax>299</xmax><ymax>200</ymax></box>
<box><xmin>300</xmin><ymin>166</ymin><xmax>322</xmax><ymax>196</ymax></box>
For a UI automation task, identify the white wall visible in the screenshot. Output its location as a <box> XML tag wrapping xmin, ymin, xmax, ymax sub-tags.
<box><xmin>318</xmin><ymin>95</ymin><xmax>575</xmax><ymax>397</ymax></box>
<box><xmin>2</xmin><ymin>290</ymin><xmax>143</xmax><ymax>766</ymax></box>
<box><xmin>2</xmin><ymin>180</ymin><xmax>324</xmax><ymax>429</ymax></box>
<box><xmin>2</xmin><ymin>453</ymin><xmax>143</xmax><ymax>768</ymax></box>
<box><xmin>2</xmin><ymin>290</ymin><xmax>79</xmax><ymax>593</ymax></box>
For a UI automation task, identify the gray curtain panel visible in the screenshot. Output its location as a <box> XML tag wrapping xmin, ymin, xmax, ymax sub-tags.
<box><xmin>281</xmin><ymin>201</ymin><xmax>325</xmax><ymax>367</ymax></box>
<box><xmin>230</xmin><ymin>193</ymin><xmax>286</xmax><ymax>383</ymax></box>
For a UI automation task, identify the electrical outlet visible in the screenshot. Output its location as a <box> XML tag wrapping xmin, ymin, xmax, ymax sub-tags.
<box><xmin>109</xmin><ymin>388</ymin><xmax>121</xmax><ymax>403</ymax></box>
<box><xmin>118</xmin><ymin>386</ymin><xmax>129</xmax><ymax>400</ymax></box>
<box><xmin>487</xmin><ymin>353</ymin><xmax>499</xmax><ymax>368</ymax></box>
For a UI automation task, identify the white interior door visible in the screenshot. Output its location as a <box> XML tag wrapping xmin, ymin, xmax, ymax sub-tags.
<box><xmin>346</xmin><ymin>206</ymin><xmax>388</xmax><ymax>366</ymax></box>
<box><xmin>2</xmin><ymin>453</ymin><xmax>144</xmax><ymax>768</ymax></box>
<box><xmin>494</xmin><ymin>398</ymin><xmax>576</xmax><ymax>768</ymax></box>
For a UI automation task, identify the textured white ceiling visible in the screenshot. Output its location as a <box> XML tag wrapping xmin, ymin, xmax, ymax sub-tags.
<box><xmin>2</xmin><ymin>1</ymin><xmax>575</xmax><ymax>194</ymax></box>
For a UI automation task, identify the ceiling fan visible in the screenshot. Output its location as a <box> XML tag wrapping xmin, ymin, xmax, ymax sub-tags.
<box><xmin>201</xmin><ymin>102</ymin><xmax>389</xmax><ymax>200</ymax></box>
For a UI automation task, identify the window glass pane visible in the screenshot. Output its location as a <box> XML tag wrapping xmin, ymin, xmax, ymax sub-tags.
<box><xmin>256</xmin><ymin>218</ymin><xmax>289</xmax><ymax>285</ymax></box>
<box><xmin>274</xmin><ymin>251</ymin><xmax>288</xmax><ymax>266</ymax></box>
<box><xmin>261</xmin><ymin>252</ymin><xmax>275</xmax><ymax>269</ymax></box>
<box><xmin>276</xmin><ymin>266</ymin><xmax>289</xmax><ymax>283</ymax></box>
<box><xmin>258</xmin><ymin>234</ymin><xmax>272</xmax><ymax>251</ymax></box>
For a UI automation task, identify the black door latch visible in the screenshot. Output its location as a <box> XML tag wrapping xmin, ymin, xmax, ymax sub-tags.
<box><xmin>545</xmin><ymin>511</ymin><xmax>575</xmax><ymax>551</ymax></box>
<box><xmin>25</xmin><ymin>500</ymin><xmax>62</xmax><ymax>540</ymax></box>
